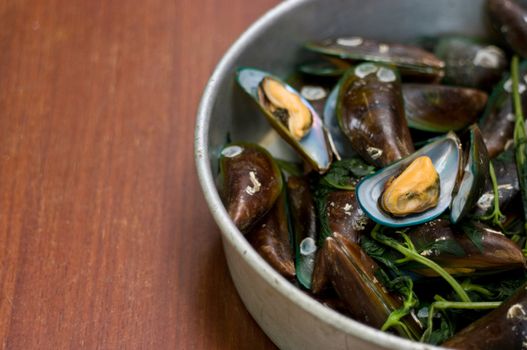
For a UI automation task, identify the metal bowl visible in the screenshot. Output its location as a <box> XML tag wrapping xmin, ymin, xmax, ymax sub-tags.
<box><xmin>195</xmin><ymin>0</ymin><xmax>489</xmax><ymax>348</ymax></box>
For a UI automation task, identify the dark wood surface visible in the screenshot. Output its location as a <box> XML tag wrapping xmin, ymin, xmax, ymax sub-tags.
<box><xmin>0</xmin><ymin>0</ymin><xmax>280</xmax><ymax>348</ymax></box>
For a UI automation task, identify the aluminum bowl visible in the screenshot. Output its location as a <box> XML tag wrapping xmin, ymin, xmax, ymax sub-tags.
<box><xmin>195</xmin><ymin>0</ymin><xmax>491</xmax><ymax>348</ymax></box>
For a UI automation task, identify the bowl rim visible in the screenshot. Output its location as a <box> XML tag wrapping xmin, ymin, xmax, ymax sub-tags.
<box><xmin>194</xmin><ymin>1</ymin><xmax>443</xmax><ymax>349</ymax></box>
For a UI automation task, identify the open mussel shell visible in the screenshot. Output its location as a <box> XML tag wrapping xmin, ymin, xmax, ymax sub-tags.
<box><xmin>487</xmin><ymin>0</ymin><xmax>527</xmax><ymax>58</ymax></box>
<box><xmin>246</xmin><ymin>189</ymin><xmax>295</xmax><ymax>279</ymax></box>
<box><xmin>306</xmin><ymin>37</ymin><xmax>444</xmax><ymax>81</ymax></box>
<box><xmin>219</xmin><ymin>142</ymin><xmax>283</xmax><ymax>233</ymax></box>
<box><xmin>406</xmin><ymin>218</ymin><xmax>525</xmax><ymax>276</ymax></box>
<box><xmin>337</xmin><ymin>63</ymin><xmax>414</xmax><ymax>167</ymax></box>
<box><xmin>403</xmin><ymin>84</ymin><xmax>488</xmax><ymax>133</ymax></box>
<box><xmin>323</xmin><ymin>82</ymin><xmax>355</xmax><ymax>158</ymax></box>
<box><xmin>356</xmin><ymin>133</ymin><xmax>461</xmax><ymax>228</ymax></box>
<box><xmin>316</xmin><ymin>232</ymin><xmax>422</xmax><ymax>338</ymax></box>
<box><xmin>479</xmin><ymin>60</ymin><xmax>527</xmax><ymax>158</ymax></box>
<box><xmin>236</xmin><ymin>67</ymin><xmax>333</xmax><ymax>173</ymax></box>
<box><xmin>450</xmin><ymin>124</ymin><xmax>490</xmax><ymax>224</ymax></box>
<box><xmin>434</xmin><ymin>36</ymin><xmax>508</xmax><ymax>90</ymax></box>
<box><xmin>442</xmin><ymin>282</ymin><xmax>527</xmax><ymax>349</ymax></box>
<box><xmin>287</xmin><ymin>175</ymin><xmax>318</xmax><ymax>289</ymax></box>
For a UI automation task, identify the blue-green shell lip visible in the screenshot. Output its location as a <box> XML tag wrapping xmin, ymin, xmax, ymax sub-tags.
<box><xmin>356</xmin><ymin>133</ymin><xmax>461</xmax><ymax>228</ymax></box>
<box><xmin>236</xmin><ymin>67</ymin><xmax>333</xmax><ymax>173</ymax></box>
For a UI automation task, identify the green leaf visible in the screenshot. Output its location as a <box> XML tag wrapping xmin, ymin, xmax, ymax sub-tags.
<box><xmin>320</xmin><ymin>158</ymin><xmax>375</xmax><ymax>190</ymax></box>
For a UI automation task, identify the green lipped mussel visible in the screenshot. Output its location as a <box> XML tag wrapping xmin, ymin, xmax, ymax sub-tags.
<box><xmin>403</xmin><ymin>84</ymin><xmax>488</xmax><ymax>133</ymax></box>
<box><xmin>306</xmin><ymin>37</ymin><xmax>444</xmax><ymax>81</ymax></box>
<box><xmin>406</xmin><ymin>218</ymin><xmax>525</xmax><ymax>276</ymax></box>
<box><xmin>236</xmin><ymin>68</ymin><xmax>333</xmax><ymax>173</ymax></box>
<box><xmin>380</xmin><ymin>156</ymin><xmax>440</xmax><ymax>217</ymax></box>
<box><xmin>434</xmin><ymin>36</ymin><xmax>508</xmax><ymax>90</ymax></box>
<box><xmin>219</xmin><ymin>143</ymin><xmax>283</xmax><ymax>233</ymax></box>
<box><xmin>247</xmin><ymin>189</ymin><xmax>295</xmax><ymax>279</ymax></box>
<box><xmin>337</xmin><ymin>63</ymin><xmax>414</xmax><ymax>167</ymax></box>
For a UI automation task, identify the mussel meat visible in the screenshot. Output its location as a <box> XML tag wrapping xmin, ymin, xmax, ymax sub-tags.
<box><xmin>356</xmin><ymin>133</ymin><xmax>461</xmax><ymax>227</ymax></box>
<box><xmin>380</xmin><ymin>156</ymin><xmax>440</xmax><ymax>217</ymax></box>
<box><xmin>237</xmin><ymin>68</ymin><xmax>334</xmax><ymax>173</ymax></box>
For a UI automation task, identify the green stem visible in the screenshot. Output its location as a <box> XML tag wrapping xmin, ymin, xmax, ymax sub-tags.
<box><xmin>461</xmin><ymin>280</ymin><xmax>493</xmax><ymax>297</ymax></box>
<box><xmin>371</xmin><ymin>225</ymin><xmax>471</xmax><ymax>303</ymax></box>
<box><xmin>480</xmin><ymin>161</ymin><xmax>505</xmax><ymax>228</ymax></box>
<box><xmin>421</xmin><ymin>299</ymin><xmax>501</xmax><ymax>342</ymax></box>
<box><xmin>511</xmin><ymin>55</ymin><xmax>527</xmax><ymax>228</ymax></box>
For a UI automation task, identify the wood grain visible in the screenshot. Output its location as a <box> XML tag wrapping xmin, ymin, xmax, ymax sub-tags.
<box><xmin>0</xmin><ymin>0</ymin><xmax>279</xmax><ymax>348</ymax></box>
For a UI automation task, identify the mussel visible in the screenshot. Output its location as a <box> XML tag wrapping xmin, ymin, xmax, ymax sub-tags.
<box><xmin>236</xmin><ymin>68</ymin><xmax>333</xmax><ymax>173</ymax></box>
<box><xmin>487</xmin><ymin>0</ymin><xmax>527</xmax><ymax>58</ymax></box>
<box><xmin>306</xmin><ymin>37</ymin><xmax>444</xmax><ymax>81</ymax></box>
<box><xmin>403</xmin><ymin>84</ymin><xmax>488</xmax><ymax>133</ymax></box>
<box><xmin>356</xmin><ymin>133</ymin><xmax>461</xmax><ymax>227</ymax></box>
<box><xmin>450</xmin><ymin>124</ymin><xmax>490</xmax><ymax>224</ymax></box>
<box><xmin>379</xmin><ymin>156</ymin><xmax>440</xmax><ymax>217</ymax></box>
<box><xmin>479</xmin><ymin>60</ymin><xmax>527</xmax><ymax>158</ymax></box>
<box><xmin>287</xmin><ymin>175</ymin><xmax>318</xmax><ymax>288</ymax></box>
<box><xmin>442</xmin><ymin>282</ymin><xmax>527</xmax><ymax>349</ymax></box>
<box><xmin>475</xmin><ymin>148</ymin><xmax>520</xmax><ymax>216</ymax></box>
<box><xmin>219</xmin><ymin>143</ymin><xmax>283</xmax><ymax>233</ymax></box>
<box><xmin>434</xmin><ymin>36</ymin><xmax>508</xmax><ymax>90</ymax></box>
<box><xmin>337</xmin><ymin>63</ymin><xmax>414</xmax><ymax>167</ymax></box>
<box><xmin>321</xmin><ymin>189</ymin><xmax>373</xmax><ymax>243</ymax></box>
<box><xmin>246</xmin><ymin>190</ymin><xmax>295</xmax><ymax>279</ymax></box>
<box><xmin>406</xmin><ymin>218</ymin><xmax>525</xmax><ymax>276</ymax></box>
<box><xmin>313</xmin><ymin>232</ymin><xmax>422</xmax><ymax>338</ymax></box>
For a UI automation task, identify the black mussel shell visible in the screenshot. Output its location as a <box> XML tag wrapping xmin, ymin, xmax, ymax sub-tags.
<box><xmin>337</xmin><ymin>63</ymin><xmax>414</xmax><ymax>167</ymax></box>
<box><xmin>246</xmin><ymin>190</ymin><xmax>295</xmax><ymax>278</ymax></box>
<box><xmin>219</xmin><ymin>143</ymin><xmax>283</xmax><ymax>233</ymax></box>
<box><xmin>403</xmin><ymin>84</ymin><xmax>488</xmax><ymax>133</ymax></box>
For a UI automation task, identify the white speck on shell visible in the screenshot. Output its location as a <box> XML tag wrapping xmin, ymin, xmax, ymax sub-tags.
<box><xmin>376</xmin><ymin>67</ymin><xmax>396</xmax><ymax>82</ymax></box>
<box><xmin>367</xmin><ymin>147</ymin><xmax>383</xmax><ymax>159</ymax></box>
<box><xmin>477</xmin><ymin>193</ymin><xmax>494</xmax><ymax>211</ymax></box>
<box><xmin>355</xmin><ymin>63</ymin><xmax>378</xmax><ymax>78</ymax></box>
<box><xmin>473</xmin><ymin>46</ymin><xmax>504</xmax><ymax>69</ymax></box>
<box><xmin>378</xmin><ymin>44</ymin><xmax>390</xmax><ymax>54</ymax></box>
<box><xmin>221</xmin><ymin>145</ymin><xmax>243</xmax><ymax>158</ymax></box>
<box><xmin>245</xmin><ymin>171</ymin><xmax>262</xmax><ymax>195</ymax></box>
<box><xmin>300</xmin><ymin>237</ymin><xmax>317</xmax><ymax>256</ymax></box>
<box><xmin>301</xmin><ymin>85</ymin><xmax>327</xmax><ymax>101</ymax></box>
<box><xmin>337</xmin><ymin>37</ymin><xmax>363</xmax><ymax>47</ymax></box>
<box><xmin>343</xmin><ymin>203</ymin><xmax>353</xmax><ymax>216</ymax></box>
<box><xmin>507</xmin><ymin>304</ymin><xmax>527</xmax><ymax>320</ymax></box>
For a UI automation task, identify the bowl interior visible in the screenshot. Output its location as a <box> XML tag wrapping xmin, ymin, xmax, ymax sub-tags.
<box><xmin>196</xmin><ymin>0</ymin><xmax>494</xmax><ymax>348</ymax></box>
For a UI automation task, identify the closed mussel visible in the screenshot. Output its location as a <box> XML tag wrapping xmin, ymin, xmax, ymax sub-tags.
<box><xmin>236</xmin><ymin>68</ymin><xmax>333</xmax><ymax>173</ymax></box>
<box><xmin>406</xmin><ymin>218</ymin><xmax>525</xmax><ymax>276</ymax></box>
<box><xmin>434</xmin><ymin>36</ymin><xmax>508</xmax><ymax>90</ymax></box>
<box><xmin>403</xmin><ymin>84</ymin><xmax>488</xmax><ymax>133</ymax></box>
<box><xmin>450</xmin><ymin>124</ymin><xmax>490</xmax><ymax>224</ymax></box>
<box><xmin>442</xmin><ymin>282</ymin><xmax>527</xmax><ymax>349</ymax></box>
<box><xmin>480</xmin><ymin>60</ymin><xmax>527</xmax><ymax>158</ymax></box>
<box><xmin>287</xmin><ymin>175</ymin><xmax>318</xmax><ymax>288</ymax></box>
<box><xmin>306</xmin><ymin>37</ymin><xmax>444</xmax><ymax>81</ymax></box>
<box><xmin>337</xmin><ymin>63</ymin><xmax>414</xmax><ymax>167</ymax></box>
<box><xmin>247</xmin><ymin>189</ymin><xmax>295</xmax><ymax>279</ymax></box>
<box><xmin>487</xmin><ymin>0</ymin><xmax>527</xmax><ymax>58</ymax></box>
<box><xmin>219</xmin><ymin>143</ymin><xmax>283</xmax><ymax>233</ymax></box>
<box><xmin>315</xmin><ymin>232</ymin><xmax>422</xmax><ymax>339</ymax></box>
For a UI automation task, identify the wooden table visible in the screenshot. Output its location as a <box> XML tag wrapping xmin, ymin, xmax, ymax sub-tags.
<box><xmin>0</xmin><ymin>0</ymin><xmax>279</xmax><ymax>348</ymax></box>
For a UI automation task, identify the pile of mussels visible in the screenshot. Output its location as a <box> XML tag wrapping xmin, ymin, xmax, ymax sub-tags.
<box><xmin>219</xmin><ymin>0</ymin><xmax>527</xmax><ymax>347</ymax></box>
